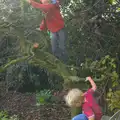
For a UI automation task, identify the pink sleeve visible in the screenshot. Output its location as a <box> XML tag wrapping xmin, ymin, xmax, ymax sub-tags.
<box><xmin>83</xmin><ymin>105</ymin><xmax>95</xmax><ymax>119</ymax></box>
<box><xmin>86</xmin><ymin>88</ymin><xmax>94</xmax><ymax>95</ymax></box>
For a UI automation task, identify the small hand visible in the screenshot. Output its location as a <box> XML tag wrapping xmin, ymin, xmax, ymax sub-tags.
<box><xmin>85</xmin><ymin>76</ymin><xmax>92</xmax><ymax>82</ymax></box>
<box><xmin>36</xmin><ymin>28</ymin><xmax>41</xmax><ymax>31</ymax></box>
<box><xmin>33</xmin><ymin>43</ymin><xmax>39</xmax><ymax>48</ymax></box>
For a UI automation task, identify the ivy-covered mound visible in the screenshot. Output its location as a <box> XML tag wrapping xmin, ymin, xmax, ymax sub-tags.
<box><xmin>0</xmin><ymin>91</ymin><xmax>70</xmax><ymax>120</ymax></box>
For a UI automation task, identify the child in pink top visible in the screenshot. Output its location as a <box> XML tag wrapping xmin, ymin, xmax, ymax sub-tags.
<box><xmin>82</xmin><ymin>88</ymin><xmax>102</xmax><ymax>120</ymax></box>
<box><xmin>65</xmin><ymin>77</ymin><xmax>102</xmax><ymax>120</ymax></box>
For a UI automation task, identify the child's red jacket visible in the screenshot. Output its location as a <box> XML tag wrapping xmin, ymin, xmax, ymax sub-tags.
<box><xmin>30</xmin><ymin>0</ymin><xmax>64</xmax><ymax>32</ymax></box>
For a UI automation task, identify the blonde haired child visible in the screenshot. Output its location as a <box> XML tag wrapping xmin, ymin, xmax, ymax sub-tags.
<box><xmin>65</xmin><ymin>77</ymin><xmax>102</xmax><ymax>120</ymax></box>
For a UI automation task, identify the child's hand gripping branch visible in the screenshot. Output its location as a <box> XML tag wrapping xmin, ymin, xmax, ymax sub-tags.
<box><xmin>85</xmin><ymin>76</ymin><xmax>97</xmax><ymax>91</ymax></box>
<box><xmin>26</xmin><ymin>0</ymin><xmax>58</xmax><ymax>12</ymax></box>
<box><xmin>33</xmin><ymin>43</ymin><xmax>39</xmax><ymax>48</ymax></box>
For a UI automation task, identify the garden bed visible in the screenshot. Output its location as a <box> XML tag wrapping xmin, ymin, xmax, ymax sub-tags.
<box><xmin>0</xmin><ymin>92</ymin><xmax>70</xmax><ymax>120</ymax></box>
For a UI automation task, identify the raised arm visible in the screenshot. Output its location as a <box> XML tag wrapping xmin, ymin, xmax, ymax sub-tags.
<box><xmin>86</xmin><ymin>77</ymin><xmax>97</xmax><ymax>91</ymax></box>
<box><xmin>27</xmin><ymin>0</ymin><xmax>55</xmax><ymax>12</ymax></box>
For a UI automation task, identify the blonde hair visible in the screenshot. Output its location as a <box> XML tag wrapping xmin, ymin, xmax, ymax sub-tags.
<box><xmin>64</xmin><ymin>88</ymin><xmax>84</xmax><ymax>107</ymax></box>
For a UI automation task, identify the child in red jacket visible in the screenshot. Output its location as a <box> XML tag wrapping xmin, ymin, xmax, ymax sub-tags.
<box><xmin>27</xmin><ymin>0</ymin><xmax>68</xmax><ymax>63</ymax></box>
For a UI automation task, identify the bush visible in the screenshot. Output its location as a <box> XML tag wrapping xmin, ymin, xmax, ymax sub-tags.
<box><xmin>36</xmin><ymin>89</ymin><xmax>52</xmax><ymax>105</ymax></box>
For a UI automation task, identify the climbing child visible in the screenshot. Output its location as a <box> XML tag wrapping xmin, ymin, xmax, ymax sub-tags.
<box><xmin>65</xmin><ymin>76</ymin><xmax>102</xmax><ymax>120</ymax></box>
<box><xmin>26</xmin><ymin>0</ymin><xmax>68</xmax><ymax>63</ymax></box>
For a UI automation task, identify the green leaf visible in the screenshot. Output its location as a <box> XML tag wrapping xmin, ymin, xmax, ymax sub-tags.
<box><xmin>109</xmin><ymin>88</ymin><xmax>112</xmax><ymax>92</ymax></box>
<box><xmin>107</xmin><ymin>92</ymin><xmax>112</xmax><ymax>97</ymax></box>
<box><xmin>112</xmin><ymin>71</ymin><xmax>118</xmax><ymax>80</ymax></box>
<box><xmin>105</xmin><ymin>55</ymin><xmax>110</xmax><ymax>59</ymax></box>
<box><xmin>1</xmin><ymin>118</ymin><xmax>9</xmax><ymax>120</ymax></box>
<box><xmin>102</xmin><ymin>59</ymin><xmax>106</xmax><ymax>64</ymax></box>
<box><xmin>117</xmin><ymin>8</ymin><xmax>120</xmax><ymax>12</ymax></box>
<box><xmin>112</xmin><ymin>64</ymin><xmax>116</xmax><ymax>68</ymax></box>
<box><xmin>112</xmin><ymin>82</ymin><xmax>118</xmax><ymax>87</ymax></box>
<box><xmin>39</xmin><ymin>97</ymin><xmax>45</xmax><ymax>103</ymax></box>
<box><xmin>109</xmin><ymin>0</ymin><xmax>117</xmax><ymax>4</ymax></box>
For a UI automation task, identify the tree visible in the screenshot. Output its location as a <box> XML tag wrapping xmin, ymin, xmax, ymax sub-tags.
<box><xmin>0</xmin><ymin>0</ymin><xmax>120</xmax><ymax>118</ymax></box>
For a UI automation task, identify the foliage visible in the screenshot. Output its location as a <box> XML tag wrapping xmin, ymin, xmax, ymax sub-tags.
<box><xmin>0</xmin><ymin>111</ymin><xmax>19</xmax><ymax>120</ymax></box>
<box><xmin>82</xmin><ymin>55</ymin><xmax>120</xmax><ymax>112</ymax></box>
<box><xmin>107</xmin><ymin>90</ymin><xmax>120</xmax><ymax>112</ymax></box>
<box><xmin>0</xmin><ymin>0</ymin><xmax>73</xmax><ymax>92</ymax></box>
<box><xmin>0</xmin><ymin>0</ymin><xmax>120</xmax><ymax>79</ymax></box>
<box><xmin>36</xmin><ymin>89</ymin><xmax>52</xmax><ymax>105</ymax></box>
<box><xmin>61</xmin><ymin>0</ymin><xmax>120</xmax><ymax>66</ymax></box>
<box><xmin>0</xmin><ymin>0</ymin><xmax>120</xmax><ymax>117</ymax></box>
<box><xmin>0</xmin><ymin>0</ymin><xmax>79</xmax><ymax>88</ymax></box>
<box><xmin>0</xmin><ymin>111</ymin><xmax>8</xmax><ymax>120</ymax></box>
<box><xmin>35</xmin><ymin>89</ymin><xmax>64</xmax><ymax>105</ymax></box>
